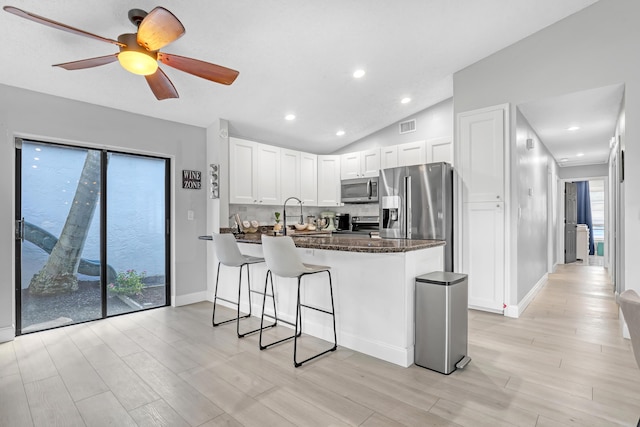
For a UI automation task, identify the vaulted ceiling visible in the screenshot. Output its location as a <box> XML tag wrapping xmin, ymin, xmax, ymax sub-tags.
<box><xmin>1</xmin><ymin>0</ymin><xmax>599</xmax><ymax>153</ymax></box>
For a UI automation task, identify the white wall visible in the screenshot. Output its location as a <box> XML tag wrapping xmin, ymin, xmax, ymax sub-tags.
<box><xmin>514</xmin><ymin>108</ymin><xmax>555</xmax><ymax>302</ymax></box>
<box><xmin>0</xmin><ymin>84</ymin><xmax>209</xmax><ymax>341</ymax></box>
<box><xmin>334</xmin><ymin>97</ymin><xmax>453</xmax><ymax>154</ymax></box>
<box><xmin>558</xmin><ymin>164</ymin><xmax>608</xmax><ymax>180</ymax></box>
<box><xmin>453</xmin><ymin>0</ymin><xmax>639</xmax><ymax>304</ymax></box>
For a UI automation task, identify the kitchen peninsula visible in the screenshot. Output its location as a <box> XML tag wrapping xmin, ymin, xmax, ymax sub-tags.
<box><xmin>209</xmin><ymin>231</ymin><xmax>445</xmax><ymax>367</ymax></box>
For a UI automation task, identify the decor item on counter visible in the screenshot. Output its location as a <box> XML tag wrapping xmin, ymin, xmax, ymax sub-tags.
<box><xmin>233</xmin><ymin>213</ymin><xmax>244</xmax><ymax>235</ymax></box>
<box><xmin>294</xmin><ymin>223</ymin><xmax>308</xmax><ymax>231</ymax></box>
<box><xmin>273</xmin><ymin>212</ymin><xmax>282</xmax><ymax>232</ymax></box>
<box><xmin>242</xmin><ymin>220</ymin><xmax>259</xmax><ymax>233</ymax></box>
<box><xmin>3</xmin><ymin>5</ymin><xmax>239</xmax><ymax>100</ymax></box>
<box><xmin>320</xmin><ymin>211</ymin><xmax>336</xmax><ymax>231</ymax></box>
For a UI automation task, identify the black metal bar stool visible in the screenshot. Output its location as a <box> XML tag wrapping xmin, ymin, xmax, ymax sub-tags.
<box><xmin>211</xmin><ymin>233</ymin><xmax>275</xmax><ymax>337</ymax></box>
<box><xmin>259</xmin><ymin>234</ymin><xmax>337</xmax><ymax>367</ymax></box>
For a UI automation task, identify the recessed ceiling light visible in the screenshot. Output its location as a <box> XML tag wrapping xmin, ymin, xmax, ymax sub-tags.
<box><xmin>285</xmin><ymin>114</ymin><xmax>296</xmax><ymax>121</ymax></box>
<box><xmin>560</xmin><ymin>158</ymin><xmax>569</xmax><ymax>162</ymax></box>
<box><xmin>567</xmin><ymin>126</ymin><xmax>580</xmax><ymax>131</ymax></box>
<box><xmin>401</xmin><ymin>97</ymin><xmax>411</xmax><ymax>104</ymax></box>
<box><xmin>576</xmin><ymin>153</ymin><xmax>585</xmax><ymax>157</ymax></box>
<box><xmin>336</xmin><ymin>130</ymin><xmax>345</xmax><ymax>137</ymax></box>
<box><xmin>353</xmin><ymin>69</ymin><xmax>365</xmax><ymax>79</ymax></box>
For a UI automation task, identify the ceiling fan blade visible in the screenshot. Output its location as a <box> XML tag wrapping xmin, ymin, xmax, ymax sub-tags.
<box><xmin>137</xmin><ymin>7</ymin><xmax>185</xmax><ymax>51</ymax></box>
<box><xmin>158</xmin><ymin>53</ymin><xmax>239</xmax><ymax>85</ymax></box>
<box><xmin>53</xmin><ymin>54</ymin><xmax>118</xmax><ymax>70</ymax></box>
<box><xmin>3</xmin><ymin>6</ymin><xmax>125</xmax><ymax>47</ymax></box>
<box><xmin>145</xmin><ymin>68</ymin><xmax>179</xmax><ymax>100</ymax></box>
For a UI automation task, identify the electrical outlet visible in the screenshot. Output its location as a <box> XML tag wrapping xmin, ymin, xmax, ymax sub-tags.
<box><xmin>187</xmin><ymin>210</ymin><xmax>194</xmax><ymax>220</ymax></box>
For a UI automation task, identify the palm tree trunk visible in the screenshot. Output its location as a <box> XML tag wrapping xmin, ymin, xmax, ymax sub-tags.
<box><xmin>29</xmin><ymin>150</ymin><xmax>101</xmax><ymax>295</ymax></box>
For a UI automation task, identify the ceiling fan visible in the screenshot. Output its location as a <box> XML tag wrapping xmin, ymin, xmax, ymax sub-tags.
<box><xmin>3</xmin><ymin>5</ymin><xmax>239</xmax><ymax>100</ymax></box>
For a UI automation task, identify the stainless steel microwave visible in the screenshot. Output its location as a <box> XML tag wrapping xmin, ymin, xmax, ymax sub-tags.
<box><xmin>340</xmin><ymin>177</ymin><xmax>378</xmax><ymax>203</ymax></box>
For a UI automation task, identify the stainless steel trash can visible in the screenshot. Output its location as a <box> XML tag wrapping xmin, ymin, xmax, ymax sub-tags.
<box><xmin>415</xmin><ymin>271</ymin><xmax>468</xmax><ymax>374</ymax></box>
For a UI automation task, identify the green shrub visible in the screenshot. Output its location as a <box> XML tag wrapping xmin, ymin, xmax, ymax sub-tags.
<box><xmin>108</xmin><ymin>269</ymin><xmax>146</xmax><ymax>296</ymax></box>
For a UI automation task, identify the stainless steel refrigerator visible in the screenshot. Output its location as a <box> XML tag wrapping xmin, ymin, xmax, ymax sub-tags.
<box><xmin>379</xmin><ymin>162</ymin><xmax>454</xmax><ymax>271</ymax></box>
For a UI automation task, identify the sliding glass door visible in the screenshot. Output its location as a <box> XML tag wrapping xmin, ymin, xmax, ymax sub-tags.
<box><xmin>15</xmin><ymin>139</ymin><xmax>170</xmax><ymax>334</ymax></box>
<box><xmin>106</xmin><ymin>152</ymin><xmax>169</xmax><ymax>315</ymax></box>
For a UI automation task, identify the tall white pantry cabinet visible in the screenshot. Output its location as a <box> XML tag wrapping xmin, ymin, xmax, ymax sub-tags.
<box><xmin>457</xmin><ymin>105</ymin><xmax>507</xmax><ymax>313</ymax></box>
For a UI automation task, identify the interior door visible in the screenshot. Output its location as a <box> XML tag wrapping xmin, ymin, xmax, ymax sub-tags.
<box><xmin>564</xmin><ymin>182</ymin><xmax>578</xmax><ymax>264</ymax></box>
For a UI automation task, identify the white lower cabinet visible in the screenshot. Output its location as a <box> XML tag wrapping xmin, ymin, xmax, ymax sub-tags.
<box><xmin>463</xmin><ymin>201</ymin><xmax>505</xmax><ymax>312</ymax></box>
<box><xmin>317</xmin><ymin>155</ymin><xmax>341</xmax><ymax>206</ymax></box>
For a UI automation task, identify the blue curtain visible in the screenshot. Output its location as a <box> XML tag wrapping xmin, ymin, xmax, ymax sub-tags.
<box><xmin>576</xmin><ymin>181</ymin><xmax>595</xmax><ymax>255</ymax></box>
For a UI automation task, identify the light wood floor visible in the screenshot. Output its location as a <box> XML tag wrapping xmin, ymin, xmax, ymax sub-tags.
<box><xmin>1</xmin><ymin>263</ymin><xmax>639</xmax><ymax>426</ymax></box>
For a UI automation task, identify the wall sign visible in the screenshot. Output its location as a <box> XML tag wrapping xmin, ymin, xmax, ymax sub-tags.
<box><xmin>182</xmin><ymin>170</ymin><xmax>202</xmax><ymax>189</ymax></box>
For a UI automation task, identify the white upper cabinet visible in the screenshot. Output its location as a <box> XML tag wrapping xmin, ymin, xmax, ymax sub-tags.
<box><xmin>361</xmin><ymin>148</ymin><xmax>381</xmax><ymax>177</ymax></box>
<box><xmin>230</xmin><ymin>137</ymin><xmax>281</xmax><ymax>205</ymax></box>
<box><xmin>280</xmin><ymin>148</ymin><xmax>300</xmax><ymax>204</ymax></box>
<box><xmin>459</xmin><ymin>109</ymin><xmax>504</xmax><ymax>202</ymax></box>
<box><xmin>256</xmin><ymin>144</ymin><xmax>281</xmax><ymax>204</ymax></box>
<box><xmin>229</xmin><ymin>137</ymin><xmax>258</xmax><ymax>204</ymax></box>
<box><xmin>340</xmin><ymin>148</ymin><xmax>380</xmax><ymax>179</ymax></box>
<box><xmin>280</xmin><ymin>149</ymin><xmax>318</xmax><ymax>206</ymax></box>
<box><xmin>380</xmin><ymin>146</ymin><xmax>399</xmax><ymax>170</ymax></box>
<box><xmin>300</xmin><ymin>152</ymin><xmax>318</xmax><ymax>205</ymax></box>
<box><xmin>317</xmin><ymin>155</ymin><xmax>341</xmax><ymax>206</ymax></box>
<box><xmin>397</xmin><ymin>140</ymin><xmax>426</xmax><ymax>167</ymax></box>
<box><xmin>340</xmin><ymin>152</ymin><xmax>361</xmax><ymax>179</ymax></box>
<box><xmin>426</xmin><ymin>136</ymin><xmax>453</xmax><ymax>166</ymax></box>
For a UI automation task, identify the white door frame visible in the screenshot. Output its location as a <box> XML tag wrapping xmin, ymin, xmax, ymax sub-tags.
<box><xmin>556</xmin><ymin>176</ymin><xmax>608</xmax><ymax>267</ymax></box>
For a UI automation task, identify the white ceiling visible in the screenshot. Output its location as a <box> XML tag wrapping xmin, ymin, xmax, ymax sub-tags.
<box><xmin>518</xmin><ymin>84</ymin><xmax>624</xmax><ymax>167</ymax></box>
<box><xmin>1</xmin><ymin>0</ymin><xmax>599</xmax><ymax>154</ymax></box>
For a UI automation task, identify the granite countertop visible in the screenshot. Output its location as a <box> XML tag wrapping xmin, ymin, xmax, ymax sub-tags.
<box><xmin>200</xmin><ymin>230</ymin><xmax>445</xmax><ymax>253</ymax></box>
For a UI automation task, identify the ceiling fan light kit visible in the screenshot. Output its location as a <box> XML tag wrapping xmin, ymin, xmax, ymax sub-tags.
<box><xmin>117</xmin><ymin>33</ymin><xmax>158</xmax><ymax>76</ymax></box>
<box><xmin>3</xmin><ymin>5</ymin><xmax>239</xmax><ymax>100</ymax></box>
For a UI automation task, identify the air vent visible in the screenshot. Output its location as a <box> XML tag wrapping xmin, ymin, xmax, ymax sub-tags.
<box><xmin>399</xmin><ymin>119</ymin><xmax>416</xmax><ymax>134</ymax></box>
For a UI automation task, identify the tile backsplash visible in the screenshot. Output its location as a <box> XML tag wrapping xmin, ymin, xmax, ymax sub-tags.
<box><xmin>229</xmin><ymin>203</ymin><xmax>379</xmax><ymax>227</ymax></box>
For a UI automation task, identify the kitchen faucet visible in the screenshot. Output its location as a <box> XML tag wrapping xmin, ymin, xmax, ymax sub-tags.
<box><xmin>283</xmin><ymin>196</ymin><xmax>303</xmax><ymax>236</ymax></box>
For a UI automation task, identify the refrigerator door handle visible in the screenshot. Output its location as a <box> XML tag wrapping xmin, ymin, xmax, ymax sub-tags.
<box><xmin>405</xmin><ymin>175</ymin><xmax>411</xmax><ymax>239</ymax></box>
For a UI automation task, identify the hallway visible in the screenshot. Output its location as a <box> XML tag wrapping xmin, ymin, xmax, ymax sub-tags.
<box><xmin>0</xmin><ymin>263</ymin><xmax>638</xmax><ymax>426</ymax></box>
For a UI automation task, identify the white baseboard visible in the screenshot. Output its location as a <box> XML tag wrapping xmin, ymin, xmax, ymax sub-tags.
<box><xmin>0</xmin><ymin>325</ymin><xmax>15</xmax><ymax>343</ymax></box>
<box><xmin>172</xmin><ymin>291</ymin><xmax>208</xmax><ymax>307</ymax></box>
<box><xmin>337</xmin><ymin>329</ymin><xmax>412</xmax><ymax>367</ymax></box>
<box><xmin>504</xmin><ymin>273</ymin><xmax>548</xmax><ymax>318</ymax></box>
<box><xmin>213</xmin><ymin>301</ymin><xmax>412</xmax><ymax>367</ymax></box>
